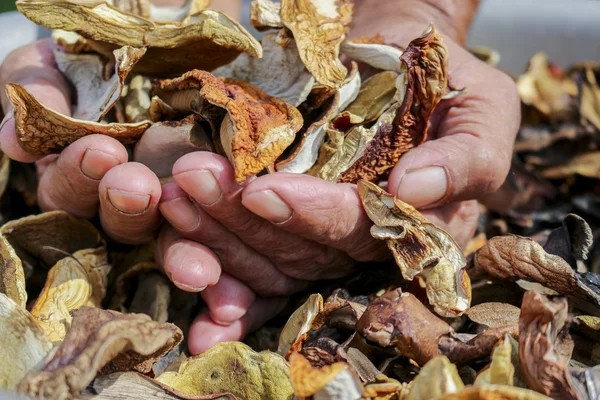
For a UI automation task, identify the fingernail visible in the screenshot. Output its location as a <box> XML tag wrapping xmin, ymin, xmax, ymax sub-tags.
<box><xmin>159</xmin><ymin>197</ymin><xmax>201</xmax><ymax>232</ymax></box>
<box><xmin>174</xmin><ymin>170</ymin><xmax>222</xmax><ymax>206</ymax></box>
<box><xmin>211</xmin><ymin>305</ymin><xmax>247</xmax><ymax>325</ymax></box>
<box><xmin>242</xmin><ymin>190</ymin><xmax>292</xmax><ymax>223</ymax></box>
<box><xmin>397</xmin><ymin>166</ymin><xmax>448</xmax><ymax>208</ymax></box>
<box><xmin>81</xmin><ymin>149</ymin><xmax>121</xmax><ymax>180</ymax></box>
<box><xmin>173</xmin><ymin>282</ymin><xmax>207</xmax><ymax>293</ymax></box>
<box><xmin>107</xmin><ymin>189</ymin><xmax>151</xmax><ymax>214</ymax></box>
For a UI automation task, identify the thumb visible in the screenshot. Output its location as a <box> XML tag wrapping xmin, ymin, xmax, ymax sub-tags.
<box><xmin>388</xmin><ymin>132</ymin><xmax>513</xmax><ymax>209</ymax></box>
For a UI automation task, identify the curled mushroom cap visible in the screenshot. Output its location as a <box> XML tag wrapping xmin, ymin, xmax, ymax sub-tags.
<box><xmin>16</xmin><ymin>0</ymin><xmax>262</xmax><ymax>75</ymax></box>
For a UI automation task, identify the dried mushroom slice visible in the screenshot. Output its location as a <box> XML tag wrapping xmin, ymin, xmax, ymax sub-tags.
<box><xmin>0</xmin><ymin>152</ymin><xmax>9</xmax><ymax>201</ymax></box>
<box><xmin>250</xmin><ymin>0</ymin><xmax>282</xmax><ymax>31</ymax></box>
<box><xmin>474</xmin><ymin>234</ymin><xmax>600</xmax><ymax>307</ymax></box>
<box><xmin>542</xmin><ymin>151</ymin><xmax>600</xmax><ymax>179</ymax></box>
<box><xmin>518</xmin><ymin>291</ymin><xmax>578</xmax><ymax>400</ymax></box>
<box><xmin>278</xmin><ymin>293</ymin><xmax>324</xmax><ymax>358</ymax></box>
<box><xmin>339</xmin><ymin>26</ymin><xmax>448</xmax><ymax>183</ymax></box>
<box><xmin>474</xmin><ymin>334</ymin><xmax>515</xmax><ymax>387</ymax></box>
<box><xmin>108</xmin><ymin>0</ymin><xmax>151</xmax><ymax>18</ymax></box>
<box><xmin>0</xmin><ymin>211</ymin><xmax>103</xmax><ymax>272</ymax></box>
<box><xmin>54</xmin><ymin>45</ymin><xmax>146</xmax><ymax>122</ymax></box>
<box><xmin>0</xmin><ymin>235</ymin><xmax>27</xmax><ymax>308</ymax></box>
<box><xmin>437</xmin><ymin>386</ymin><xmax>552</xmax><ymax>400</ymax></box>
<box><xmin>18</xmin><ymin>307</ymin><xmax>183</xmax><ymax>399</ymax></box>
<box><xmin>134</xmin><ymin>116</ymin><xmax>214</xmax><ymax>178</ymax></box>
<box><xmin>127</xmin><ymin>272</ymin><xmax>170</xmax><ymax>323</ymax></box>
<box><xmin>156</xmin><ymin>342</ymin><xmax>293</xmax><ymax>400</ymax></box>
<box><xmin>123</xmin><ymin>75</ymin><xmax>152</xmax><ymax>123</ymax></box>
<box><xmin>406</xmin><ymin>356</ymin><xmax>464</xmax><ymax>400</ymax></box>
<box><xmin>290</xmin><ymin>352</ymin><xmax>363</xmax><ymax>400</ymax></box>
<box><xmin>213</xmin><ymin>33</ymin><xmax>315</xmax><ymax>107</ymax></box>
<box><xmin>465</xmin><ymin>303</ymin><xmax>521</xmax><ymax>333</ymax></box>
<box><xmin>52</xmin><ymin>30</ymin><xmax>90</xmax><ymax>53</ymax></box>
<box><xmin>276</xmin><ymin>64</ymin><xmax>361</xmax><ymax>174</ymax></box>
<box><xmin>358</xmin><ymin>181</ymin><xmax>471</xmax><ymax>317</ymax></box>
<box><xmin>16</xmin><ymin>0</ymin><xmax>262</xmax><ymax>75</ymax></box>
<box><xmin>0</xmin><ymin>293</ymin><xmax>52</xmax><ymax>390</ymax></box>
<box><xmin>156</xmin><ymin>70</ymin><xmax>303</xmax><ymax>183</ymax></box>
<box><xmin>93</xmin><ymin>372</ymin><xmax>236</xmax><ymax>400</ymax></box>
<box><xmin>356</xmin><ymin>289</ymin><xmax>453</xmax><ymax>366</ymax></box>
<box><xmin>5</xmin><ymin>83</ymin><xmax>151</xmax><ymax>156</ymax></box>
<box><xmin>340</xmin><ymin>40</ymin><xmax>403</xmax><ymax>73</ymax></box>
<box><xmin>31</xmin><ymin>247</ymin><xmax>109</xmax><ymax>343</ymax></box>
<box><xmin>280</xmin><ymin>0</ymin><xmax>352</xmax><ymax>88</ymax></box>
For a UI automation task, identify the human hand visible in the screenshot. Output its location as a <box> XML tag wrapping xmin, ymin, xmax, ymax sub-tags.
<box><xmin>0</xmin><ymin>39</ymin><xmax>163</xmax><ymax>244</ymax></box>
<box><xmin>157</xmin><ymin>0</ymin><xmax>520</xmax><ymax>354</ymax></box>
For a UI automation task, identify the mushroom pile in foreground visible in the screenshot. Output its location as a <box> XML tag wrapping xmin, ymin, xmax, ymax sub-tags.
<box><xmin>1</xmin><ymin>0</ymin><xmax>600</xmax><ymax>399</ymax></box>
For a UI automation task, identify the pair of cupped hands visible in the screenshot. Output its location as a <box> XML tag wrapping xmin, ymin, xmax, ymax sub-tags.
<box><xmin>0</xmin><ymin>4</ymin><xmax>520</xmax><ymax>354</ymax></box>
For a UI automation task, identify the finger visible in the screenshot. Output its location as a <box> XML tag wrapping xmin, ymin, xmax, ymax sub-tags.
<box><xmin>188</xmin><ymin>296</ymin><xmax>288</xmax><ymax>355</ymax></box>
<box><xmin>201</xmin><ymin>273</ymin><xmax>256</xmax><ymax>325</ymax></box>
<box><xmin>98</xmin><ymin>162</ymin><xmax>162</xmax><ymax>244</ymax></box>
<box><xmin>159</xmin><ymin>181</ymin><xmax>307</xmax><ymax>296</ymax></box>
<box><xmin>241</xmin><ymin>173</ymin><xmax>389</xmax><ymax>262</ymax></box>
<box><xmin>389</xmin><ymin>63</ymin><xmax>520</xmax><ymax>209</ymax></box>
<box><xmin>157</xmin><ymin>225</ymin><xmax>221</xmax><ymax>292</ymax></box>
<box><xmin>421</xmin><ymin>200</ymin><xmax>480</xmax><ymax>249</ymax></box>
<box><xmin>0</xmin><ymin>39</ymin><xmax>71</xmax><ymax>162</ymax></box>
<box><xmin>37</xmin><ymin>135</ymin><xmax>127</xmax><ymax>219</ymax></box>
<box><xmin>172</xmin><ymin>152</ymin><xmax>354</xmax><ymax>279</ymax></box>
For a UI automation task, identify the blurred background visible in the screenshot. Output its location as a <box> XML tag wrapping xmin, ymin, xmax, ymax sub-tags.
<box><xmin>1</xmin><ymin>0</ymin><xmax>600</xmax><ymax>74</ymax></box>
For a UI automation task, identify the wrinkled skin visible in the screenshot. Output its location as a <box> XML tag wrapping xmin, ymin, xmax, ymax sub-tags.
<box><xmin>0</xmin><ymin>0</ymin><xmax>519</xmax><ymax>354</ymax></box>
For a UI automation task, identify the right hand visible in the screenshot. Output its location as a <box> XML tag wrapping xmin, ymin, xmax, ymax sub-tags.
<box><xmin>0</xmin><ymin>39</ymin><xmax>163</xmax><ymax>244</ymax></box>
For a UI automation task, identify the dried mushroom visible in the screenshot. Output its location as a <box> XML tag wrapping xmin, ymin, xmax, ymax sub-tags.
<box><xmin>358</xmin><ymin>181</ymin><xmax>471</xmax><ymax>317</ymax></box>
<box><xmin>0</xmin><ymin>293</ymin><xmax>52</xmax><ymax>390</ymax></box>
<box><xmin>93</xmin><ymin>372</ymin><xmax>236</xmax><ymax>400</ymax></box>
<box><xmin>250</xmin><ymin>0</ymin><xmax>282</xmax><ymax>31</ymax></box>
<box><xmin>465</xmin><ymin>303</ymin><xmax>521</xmax><ymax>333</ymax></box>
<box><xmin>123</xmin><ymin>75</ymin><xmax>152</xmax><ymax>123</ymax></box>
<box><xmin>156</xmin><ymin>342</ymin><xmax>293</xmax><ymax>400</ymax></box>
<box><xmin>279</xmin><ymin>0</ymin><xmax>352</xmax><ymax>88</ymax></box>
<box><xmin>518</xmin><ymin>291</ymin><xmax>578</xmax><ymax>399</ymax></box>
<box><xmin>54</xmin><ymin>45</ymin><xmax>146</xmax><ymax>122</ymax></box>
<box><xmin>437</xmin><ymin>386</ymin><xmax>552</xmax><ymax>400</ymax></box>
<box><xmin>213</xmin><ymin>33</ymin><xmax>315</xmax><ymax>107</ymax></box>
<box><xmin>339</xmin><ymin>26</ymin><xmax>448</xmax><ymax>183</ymax></box>
<box><xmin>290</xmin><ymin>352</ymin><xmax>363</xmax><ymax>400</ymax></box>
<box><xmin>155</xmin><ymin>70</ymin><xmax>303</xmax><ymax>183</ymax></box>
<box><xmin>5</xmin><ymin>83</ymin><xmax>151</xmax><ymax>156</ymax></box>
<box><xmin>474</xmin><ymin>234</ymin><xmax>600</xmax><ymax>307</ymax></box>
<box><xmin>406</xmin><ymin>356</ymin><xmax>464</xmax><ymax>400</ymax></box>
<box><xmin>16</xmin><ymin>0</ymin><xmax>262</xmax><ymax>75</ymax></box>
<box><xmin>19</xmin><ymin>307</ymin><xmax>183</xmax><ymax>400</ymax></box>
<box><xmin>31</xmin><ymin>247</ymin><xmax>109</xmax><ymax>343</ymax></box>
<box><xmin>278</xmin><ymin>293</ymin><xmax>324</xmax><ymax>357</ymax></box>
<box><xmin>340</xmin><ymin>40</ymin><xmax>403</xmax><ymax>73</ymax></box>
<box><xmin>0</xmin><ymin>235</ymin><xmax>27</xmax><ymax>308</ymax></box>
<box><xmin>474</xmin><ymin>334</ymin><xmax>515</xmax><ymax>387</ymax></box>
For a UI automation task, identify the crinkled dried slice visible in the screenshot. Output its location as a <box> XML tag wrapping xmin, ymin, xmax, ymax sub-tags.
<box><xmin>108</xmin><ymin>0</ymin><xmax>151</xmax><ymax>18</ymax></box>
<box><xmin>212</xmin><ymin>33</ymin><xmax>315</xmax><ymax>107</ymax></box>
<box><xmin>518</xmin><ymin>291</ymin><xmax>578</xmax><ymax>399</ymax></box>
<box><xmin>280</xmin><ymin>0</ymin><xmax>352</xmax><ymax>88</ymax></box>
<box><xmin>278</xmin><ymin>293</ymin><xmax>324</xmax><ymax>357</ymax></box>
<box><xmin>543</xmin><ymin>214</ymin><xmax>593</xmax><ymax>269</ymax></box>
<box><xmin>157</xmin><ymin>342</ymin><xmax>292</xmax><ymax>400</ymax></box>
<box><xmin>406</xmin><ymin>356</ymin><xmax>463</xmax><ymax>400</ymax></box>
<box><xmin>250</xmin><ymin>0</ymin><xmax>282</xmax><ymax>31</ymax></box>
<box><xmin>474</xmin><ymin>234</ymin><xmax>600</xmax><ymax>307</ymax></box>
<box><xmin>0</xmin><ymin>211</ymin><xmax>103</xmax><ymax>272</ymax></box>
<box><xmin>356</xmin><ymin>289</ymin><xmax>453</xmax><ymax>366</ymax></box>
<box><xmin>0</xmin><ymin>235</ymin><xmax>27</xmax><ymax>308</ymax></box>
<box><xmin>16</xmin><ymin>0</ymin><xmax>262</xmax><ymax>76</ymax></box>
<box><xmin>575</xmin><ymin>315</ymin><xmax>600</xmax><ymax>341</ymax></box>
<box><xmin>123</xmin><ymin>75</ymin><xmax>152</xmax><ymax>123</ymax></box>
<box><xmin>134</xmin><ymin>116</ymin><xmax>214</xmax><ymax>178</ymax></box>
<box><xmin>323</xmin><ymin>296</ymin><xmax>366</xmax><ymax>331</ymax></box>
<box><xmin>474</xmin><ymin>334</ymin><xmax>515</xmax><ymax>387</ymax></box>
<box><xmin>0</xmin><ymin>152</ymin><xmax>9</xmax><ymax>201</ymax></box>
<box><xmin>438</xmin><ymin>386</ymin><xmax>552</xmax><ymax>400</ymax></box>
<box><xmin>542</xmin><ymin>151</ymin><xmax>600</xmax><ymax>179</ymax></box>
<box><xmin>339</xmin><ymin>25</ymin><xmax>448</xmax><ymax>183</ymax></box>
<box><xmin>0</xmin><ymin>293</ymin><xmax>52</xmax><ymax>390</ymax></box>
<box><xmin>18</xmin><ymin>307</ymin><xmax>183</xmax><ymax>399</ymax></box>
<box><xmin>54</xmin><ymin>46</ymin><xmax>146</xmax><ymax>122</ymax></box>
<box><xmin>93</xmin><ymin>372</ymin><xmax>236</xmax><ymax>400</ymax></box>
<box><xmin>51</xmin><ymin>30</ymin><xmax>90</xmax><ymax>53</ymax></box>
<box><xmin>31</xmin><ymin>247</ymin><xmax>109</xmax><ymax>343</ymax></box>
<box><xmin>128</xmin><ymin>272</ymin><xmax>170</xmax><ymax>323</ymax></box>
<box><xmin>290</xmin><ymin>352</ymin><xmax>363</xmax><ymax>400</ymax></box>
<box><xmin>465</xmin><ymin>303</ymin><xmax>521</xmax><ymax>333</ymax></box>
<box><xmin>5</xmin><ymin>83</ymin><xmax>151</xmax><ymax>156</ymax></box>
<box><xmin>276</xmin><ymin>65</ymin><xmax>361</xmax><ymax>174</ymax></box>
<box><xmin>573</xmin><ymin>64</ymin><xmax>600</xmax><ymax>130</ymax></box>
<box><xmin>155</xmin><ymin>70</ymin><xmax>303</xmax><ymax>182</ymax></box>
<box><xmin>340</xmin><ymin>40</ymin><xmax>403</xmax><ymax>73</ymax></box>
<box><xmin>358</xmin><ymin>181</ymin><xmax>471</xmax><ymax>317</ymax></box>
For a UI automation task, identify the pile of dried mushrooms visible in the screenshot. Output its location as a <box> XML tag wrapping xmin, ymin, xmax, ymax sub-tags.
<box><xmin>1</xmin><ymin>0</ymin><xmax>600</xmax><ymax>399</ymax></box>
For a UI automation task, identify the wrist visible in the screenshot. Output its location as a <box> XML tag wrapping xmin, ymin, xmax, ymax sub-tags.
<box><xmin>350</xmin><ymin>0</ymin><xmax>480</xmax><ymax>46</ymax></box>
